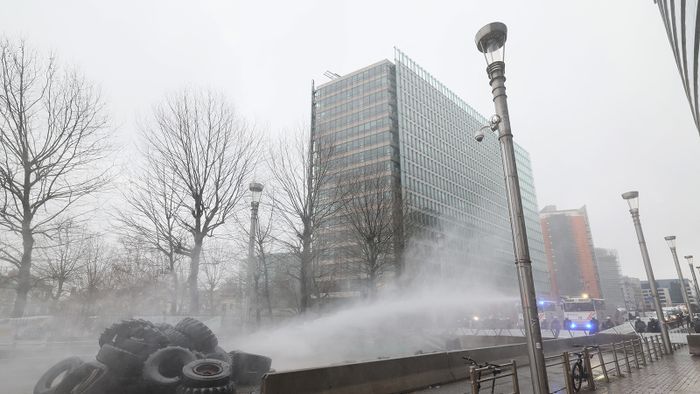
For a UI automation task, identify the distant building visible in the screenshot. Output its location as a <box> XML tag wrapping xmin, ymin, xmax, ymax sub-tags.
<box><xmin>641</xmin><ymin>278</ymin><xmax>697</xmax><ymax>310</ymax></box>
<box><xmin>622</xmin><ymin>276</ymin><xmax>644</xmax><ymax>312</ymax></box>
<box><xmin>539</xmin><ymin>205</ymin><xmax>601</xmax><ymax>299</ymax></box>
<box><xmin>313</xmin><ymin>49</ymin><xmax>550</xmax><ymax>300</ymax></box>
<box><xmin>653</xmin><ymin>0</ymin><xmax>700</xmax><ymax>135</ymax></box>
<box><xmin>595</xmin><ymin>248</ymin><xmax>625</xmax><ymax>313</ymax></box>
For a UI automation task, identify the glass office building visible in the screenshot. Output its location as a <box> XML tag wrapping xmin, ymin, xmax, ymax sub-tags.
<box><xmin>313</xmin><ymin>50</ymin><xmax>550</xmax><ymax>297</ymax></box>
<box><xmin>314</xmin><ymin>60</ymin><xmax>401</xmax><ymax>297</ymax></box>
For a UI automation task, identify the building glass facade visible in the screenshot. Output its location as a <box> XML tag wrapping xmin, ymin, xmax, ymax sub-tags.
<box><xmin>312</xmin><ymin>50</ymin><xmax>550</xmax><ymax>298</ymax></box>
<box><xmin>515</xmin><ymin>145</ymin><xmax>550</xmax><ymax>295</ymax></box>
<box><xmin>594</xmin><ymin>248</ymin><xmax>625</xmax><ymax>314</ymax></box>
<box><xmin>394</xmin><ymin>49</ymin><xmax>549</xmax><ymax>294</ymax></box>
<box><xmin>314</xmin><ymin>61</ymin><xmax>401</xmax><ymax>296</ymax></box>
<box><xmin>540</xmin><ymin>205</ymin><xmax>602</xmax><ymax>299</ymax></box>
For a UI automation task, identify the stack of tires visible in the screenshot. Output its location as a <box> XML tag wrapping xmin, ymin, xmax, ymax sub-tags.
<box><xmin>33</xmin><ymin>317</ymin><xmax>271</xmax><ymax>394</ymax></box>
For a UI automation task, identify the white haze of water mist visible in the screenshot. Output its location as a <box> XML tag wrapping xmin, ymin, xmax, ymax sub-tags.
<box><xmin>223</xmin><ymin>285</ymin><xmax>518</xmax><ymax>371</ymax></box>
<box><xmin>2</xmin><ymin>1</ymin><xmax>699</xmax><ymax>281</ymax></box>
<box><xmin>222</xmin><ymin>223</ymin><xmax>519</xmax><ymax>371</ymax></box>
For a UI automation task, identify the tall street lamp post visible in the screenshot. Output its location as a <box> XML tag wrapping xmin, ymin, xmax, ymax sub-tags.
<box><xmin>684</xmin><ymin>255</ymin><xmax>700</xmax><ymax>311</ymax></box>
<box><xmin>621</xmin><ymin>191</ymin><xmax>672</xmax><ymax>353</ymax></box>
<box><xmin>474</xmin><ymin>22</ymin><xmax>549</xmax><ymax>394</ymax></box>
<box><xmin>664</xmin><ymin>236</ymin><xmax>693</xmax><ymax>316</ymax></box>
<box><xmin>248</xmin><ymin>181</ymin><xmax>264</xmax><ymax>327</ymax></box>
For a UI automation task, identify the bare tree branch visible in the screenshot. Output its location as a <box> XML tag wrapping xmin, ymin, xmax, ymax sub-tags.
<box><xmin>267</xmin><ymin>128</ymin><xmax>343</xmax><ymax>312</ymax></box>
<box><xmin>340</xmin><ymin>171</ymin><xmax>398</xmax><ymax>297</ymax></box>
<box><xmin>136</xmin><ymin>89</ymin><xmax>259</xmax><ymax>313</ymax></box>
<box><xmin>0</xmin><ymin>38</ymin><xmax>111</xmax><ymax>316</ymax></box>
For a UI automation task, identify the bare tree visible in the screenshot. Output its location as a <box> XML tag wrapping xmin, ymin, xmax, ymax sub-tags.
<box><xmin>79</xmin><ymin>233</ymin><xmax>109</xmax><ymax>316</ymax></box>
<box><xmin>254</xmin><ymin>204</ymin><xmax>276</xmax><ymax>319</ymax></box>
<box><xmin>200</xmin><ymin>244</ymin><xmax>231</xmax><ymax>314</ymax></box>
<box><xmin>141</xmin><ymin>90</ymin><xmax>257</xmax><ymax>313</ymax></box>
<box><xmin>267</xmin><ymin>130</ymin><xmax>342</xmax><ymax>312</ymax></box>
<box><xmin>35</xmin><ymin>220</ymin><xmax>86</xmax><ymax>306</ymax></box>
<box><xmin>100</xmin><ymin>236</ymin><xmax>165</xmax><ymax>316</ymax></box>
<box><xmin>117</xmin><ymin>158</ymin><xmax>185</xmax><ymax>314</ymax></box>
<box><xmin>0</xmin><ymin>39</ymin><xmax>110</xmax><ymax>316</ymax></box>
<box><xmin>341</xmin><ymin>173</ymin><xmax>398</xmax><ymax>297</ymax></box>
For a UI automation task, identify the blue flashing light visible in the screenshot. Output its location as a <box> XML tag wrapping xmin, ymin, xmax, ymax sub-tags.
<box><xmin>570</xmin><ymin>323</ymin><xmax>577</xmax><ymax>329</ymax></box>
<box><xmin>586</xmin><ymin>323</ymin><xmax>592</xmax><ymax>329</ymax></box>
<box><xmin>538</xmin><ymin>300</ymin><xmax>545</xmax><ymax>306</ymax></box>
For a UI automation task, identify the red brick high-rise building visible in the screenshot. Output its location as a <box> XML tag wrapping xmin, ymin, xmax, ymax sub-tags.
<box><xmin>539</xmin><ymin>206</ymin><xmax>602</xmax><ymax>300</ymax></box>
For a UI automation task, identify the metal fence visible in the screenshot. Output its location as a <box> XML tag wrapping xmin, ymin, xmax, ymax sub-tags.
<box><xmin>467</xmin><ymin>335</ymin><xmax>687</xmax><ymax>394</ymax></box>
<box><xmin>468</xmin><ymin>360</ymin><xmax>520</xmax><ymax>394</ymax></box>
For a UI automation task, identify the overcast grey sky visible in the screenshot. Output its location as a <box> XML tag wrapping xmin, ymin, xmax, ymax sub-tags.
<box><xmin>2</xmin><ymin>0</ymin><xmax>699</xmax><ymax>281</ymax></box>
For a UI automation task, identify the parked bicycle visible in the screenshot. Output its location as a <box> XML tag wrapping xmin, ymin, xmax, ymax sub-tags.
<box><xmin>570</xmin><ymin>345</ymin><xmax>598</xmax><ymax>392</ymax></box>
<box><xmin>463</xmin><ymin>356</ymin><xmax>502</xmax><ymax>394</ymax></box>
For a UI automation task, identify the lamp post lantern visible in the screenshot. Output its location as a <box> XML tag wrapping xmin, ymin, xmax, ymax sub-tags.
<box><xmin>474</xmin><ymin>21</ymin><xmax>549</xmax><ymax>394</ymax></box>
<box><xmin>621</xmin><ymin>191</ymin><xmax>672</xmax><ymax>353</ymax></box>
<box><xmin>664</xmin><ymin>236</ymin><xmax>693</xmax><ymax>317</ymax></box>
<box><xmin>684</xmin><ymin>255</ymin><xmax>700</xmax><ymax>312</ymax></box>
<box><xmin>248</xmin><ymin>181</ymin><xmax>264</xmax><ymax>327</ymax></box>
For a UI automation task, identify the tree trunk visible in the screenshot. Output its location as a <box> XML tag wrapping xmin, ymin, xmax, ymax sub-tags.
<box><xmin>300</xmin><ymin>231</ymin><xmax>311</xmax><ymax>313</ymax></box>
<box><xmin>262</xmin><ymin>256</ymin><xmax>273</xmax><ymax>319</ymax></box>
<box><xmin>12</xmin><ymin>221</ymin><xmax>34</xmax><ymax>317</ymax></box>
<box><xmin>50</xmin><ymin>280</ymin><xmax>64</xmax><ymax>313</ymax></box>
<box><xmin>85</xmin><ymin>287</ymin><xmax>96</xmax><ymax>316</ymax></box>
<box><xmin>170</xmin><ymin>270</ymin><xmax>179</xmax><ymax>315</ymax></box>
<box><xmin>366</xmin><ymin>244</ymin><xmax>378</xmax><ymax>299</ymax></box>
<box><xmin>368</xmin><ymin>269</ymin><xmax>377</xmax><ymax>299</ymax></box>
<box><xmin>209</xmin><ymin>288</ymin><xmax>215</xmax><ymax>314</ymax></box>
<box><xmin>188</xmin><ymin>239</ymin><xmax>203</xmax><ymax>314</ymax></box>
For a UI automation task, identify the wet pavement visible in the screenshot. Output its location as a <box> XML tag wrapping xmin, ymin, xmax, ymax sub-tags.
<box><xmin>413</xmin><ymin>344</ymin><xmax>698</xmax><ymax>394</ymax></box>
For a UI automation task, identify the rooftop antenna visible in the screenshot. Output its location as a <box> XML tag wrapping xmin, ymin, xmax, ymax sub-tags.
<box><xmin>323</xmin><ymin>70</ymin><xmax>341</xmax><ymax>80</ymax></box>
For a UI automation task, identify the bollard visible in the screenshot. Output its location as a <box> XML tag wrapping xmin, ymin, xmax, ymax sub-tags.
<box><xmin>469</xmin><ymin>365</ymin><xmax>479</xmax><ymax>394</ymax></box>
<box><xmin>563</xmin><ymin>351</ymin><xmax>574</xmax><ymax>394</ymax></box>
<box><xmin>511</xmin><ymin>360</ymin><xmax>520</xmax><ymax>394</ymax></box>
<box><xmin>583</xmin><ymin>347</ymin><xmax>595</xmax><ymax>390</ymax></box>
<box><xmin>611</xmin><ymin>342</ymin><xmax>622</xmax><ymax>377</ymax></box>
<box><xmin>622</xmin><ymin>340</ymin><xmax>632</xmax><ymax>374</ymax></box>
<box><xmin>597</xmin><ymin>346</ymin><xmax>609</xmax><ymax>382</ymax></box>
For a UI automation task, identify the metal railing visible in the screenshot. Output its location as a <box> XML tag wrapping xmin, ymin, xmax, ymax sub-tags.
<box><xmin>464</xmin><ymin>335</ymin><xmax>687</xmax><ymax>394</ymax></box>
<box><xmin>544</xmin><ymin>350</ymin><xmax>573</xmax><ymax>393</ymax></box>
<box><xmin>468</xmin><ymin>360</ymin><xmax>520</xmax><ymax>394</ymax></box>
<box><xmin>542</xmin><ymin>335</ymin><xmax>683</xmax><ymax>394</ymax></box>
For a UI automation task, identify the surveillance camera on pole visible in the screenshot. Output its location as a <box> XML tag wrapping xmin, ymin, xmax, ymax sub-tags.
<box><xmin>474</xmin><ymin>114</ymin><xmax>501</xmax><ymax>142</ymax></box>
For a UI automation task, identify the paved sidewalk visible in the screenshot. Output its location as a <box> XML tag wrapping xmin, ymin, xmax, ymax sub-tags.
<box><xmin>592</xmin><ymin>351</ymin><xmax>700</xmax><ymax>394</ymax></box>
<box><xmin>414</xmin><ymin>347</ymin><xmax>699</xmax><ymax>394</ymax></box>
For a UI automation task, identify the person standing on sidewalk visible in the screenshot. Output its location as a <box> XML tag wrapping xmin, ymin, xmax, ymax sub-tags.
<box><xmin>634</xmin><ymin>317</ymin><xmax>647</xmax><ymax>333</ymax></box>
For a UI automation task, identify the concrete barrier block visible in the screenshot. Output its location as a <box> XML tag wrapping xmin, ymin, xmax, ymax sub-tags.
<box><xmin>446</xmin><ymin>343</ymin><xmax>528</xmax><ymax>380</ymax></box>
<box><xmin>261</xmin><ymin>352</ymin><xmax>454</xmax><ymax>394</ymax></box>
<box><xmin>260</xmin><ymin>333</ymin><xmax>639</xmax><ymax>394</ymax></box>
